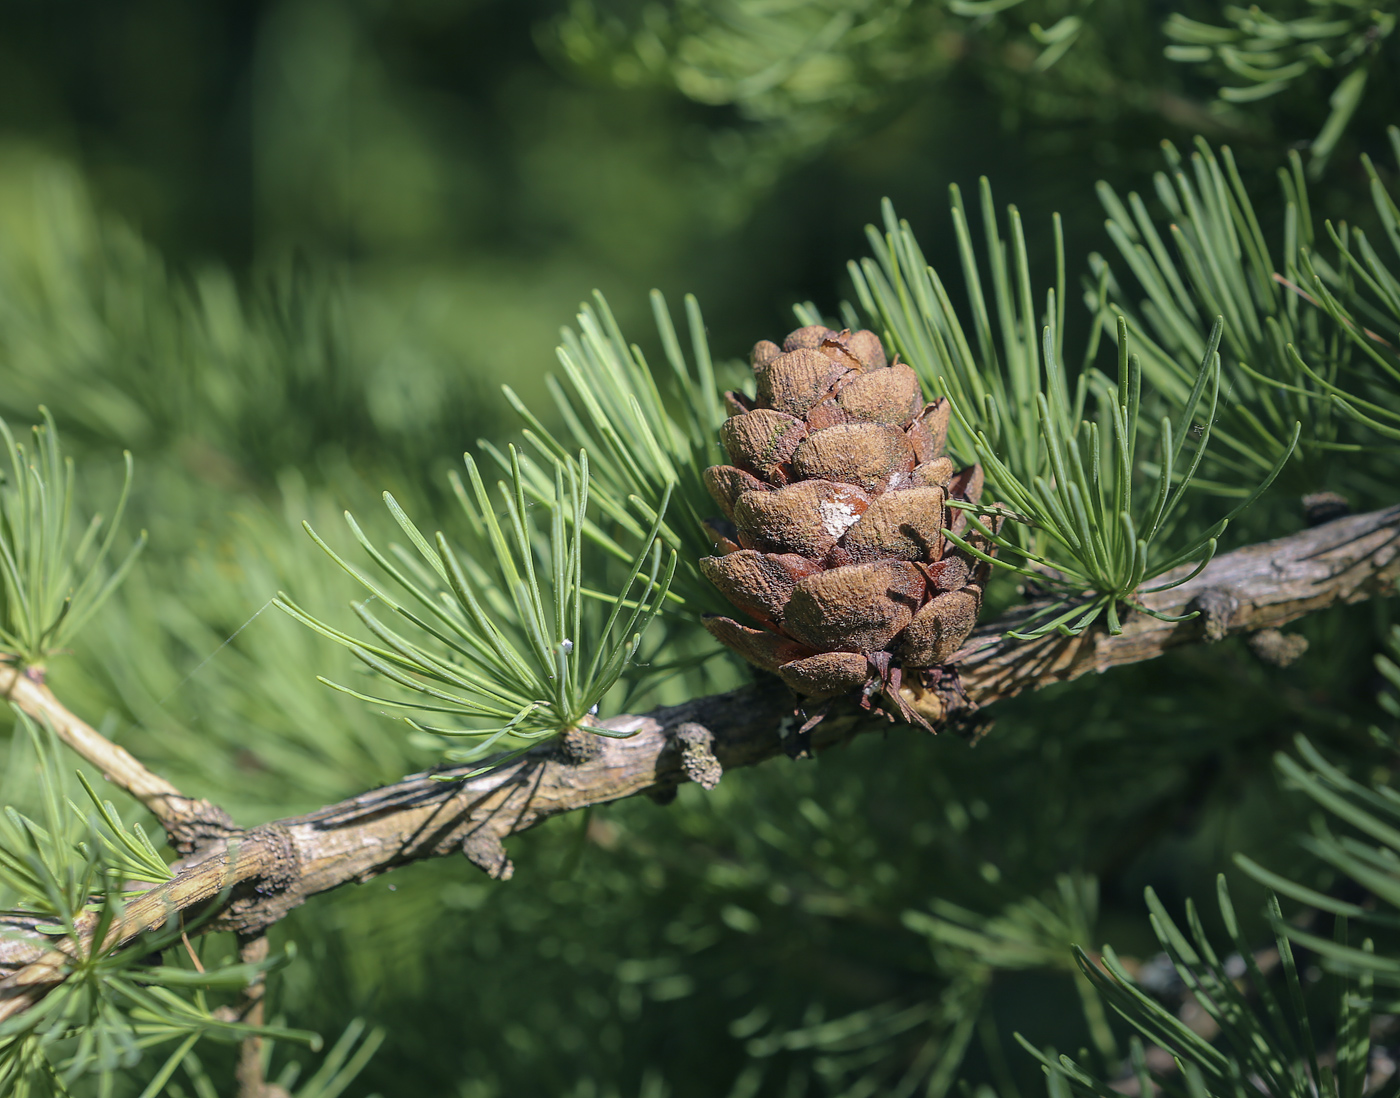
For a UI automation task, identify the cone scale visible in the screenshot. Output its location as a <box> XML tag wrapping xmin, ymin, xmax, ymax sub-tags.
<box><xmin>701</xmin><ymin>325</ymin><xmax>994</xmax><ymax>726</ymax></box>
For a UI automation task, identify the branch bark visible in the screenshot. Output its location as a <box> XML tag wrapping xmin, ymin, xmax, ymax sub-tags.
<box><xmin>232</xmin><ymin>933</ymin><xmax>290</xmax><ymax>1098</ymax></box>
<box><xmin>2</xmin><ymin>504</ymin><xmax>1397</xmax><ymax>1023</ymax></box>
<box><xmin>0</xmin><ymin>666</ymin><xmax>235</xmax><ymax>848</ymax></box>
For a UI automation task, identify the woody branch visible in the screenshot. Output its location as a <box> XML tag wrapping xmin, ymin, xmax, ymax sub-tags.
<box><xmin>1</xmin><ymin>503</ymin><xmax>1397</xmax><ymax>1023</ymax></box>
<box><xmin>0</xmin><ymin>668</ymin><xmax>235</xmax><ymax>847</ymax></box>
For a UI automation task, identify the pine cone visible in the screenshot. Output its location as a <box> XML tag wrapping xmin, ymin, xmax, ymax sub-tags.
<box><xmin>701</xmin><ymin>325</ymin><xmax>994</xmax><ymax>724</ymax></box>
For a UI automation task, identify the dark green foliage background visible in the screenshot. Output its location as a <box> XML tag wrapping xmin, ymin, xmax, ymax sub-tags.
<box><xmin>0</xmin><ymin>0</ymin><xmax>1397</xmax><ymax>1094</ymax></box>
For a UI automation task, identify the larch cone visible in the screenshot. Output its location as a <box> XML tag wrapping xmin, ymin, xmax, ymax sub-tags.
<box><xmin>700</xmin><ymin>324</ymin><xmax>997</xmax><ymax>728</ymax></box>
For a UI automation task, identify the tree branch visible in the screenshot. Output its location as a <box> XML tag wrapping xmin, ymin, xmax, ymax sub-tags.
<box><xmin>231</xmin><ymin>933</ymin><xmax>290</xmax><ymax>1098</ymax></box>
<box><xmin>956</xmin><ymin>502</ymin><xmax>1400</xmax><ymax>697</ymax></box>
<box><xmin>2</xmin><ymin>504</ymin><xmax>1397</xmax><ymax>1023</ymax></box>
<box><xmin>0</xmin><ymin>666</ymin><xmax>235</xmax><ymax>848</ymax></box>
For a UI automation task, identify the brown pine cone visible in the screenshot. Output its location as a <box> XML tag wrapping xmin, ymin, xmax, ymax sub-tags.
<box><xmin>701</xmin><ymin>324</ymin><xmax>994</xmax><ymax>725</ymax></box>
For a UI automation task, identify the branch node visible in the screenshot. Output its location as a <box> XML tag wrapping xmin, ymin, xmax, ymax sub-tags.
<box><xmin>1247</xmin><ymin>628</ymin><xmax>1309</xmax><ymax>667</ymax></box>
<box><xmin>221</xmin><ymin>824</ymin><xmax>302</xmax><ymax>933</ymax></box>
<box><xmin>1303</xmin><ymin>490</ymin><xmax>1350</xmax><ymax>527</ymax></box>
<box><xmin>249</xmin><ymin>824</ymin><xmax>300</xmax><ymax>895</ymax></box>
<box><xmin>1189</xmin><ymin>587</ymin><xmax>1239</xmax><ymax>642</ymax></box>
<box><xmin>555</xmin><ymin>725</ymin><xmax>603</xmax><ymax>764</ymax></box>
<box><xmin>675</xmin><ymin>722</ymin><xmax>722</xmax><ymax>790</ymax></box>
<box><xmin>166</xmin><ymin>800</ymin><xmax>239</xmax><ymax>856</ymax></box>
<box><xmin>462</xmin><ymin>828</ymin><xmax>514</xmax><ymax>880</ymax></box>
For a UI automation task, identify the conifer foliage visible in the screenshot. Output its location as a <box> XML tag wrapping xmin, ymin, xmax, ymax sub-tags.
<box><xmin>3</xmin><ymin>4</ymin><xmax>1400</xmax><ymax>1098</ymax></box>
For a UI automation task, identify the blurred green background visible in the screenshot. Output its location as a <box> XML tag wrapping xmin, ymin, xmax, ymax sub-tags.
<box><xmin>1</xmin><ymin>0</ymin><xmax>1397</xmax><ymax>1094</ymax></box>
